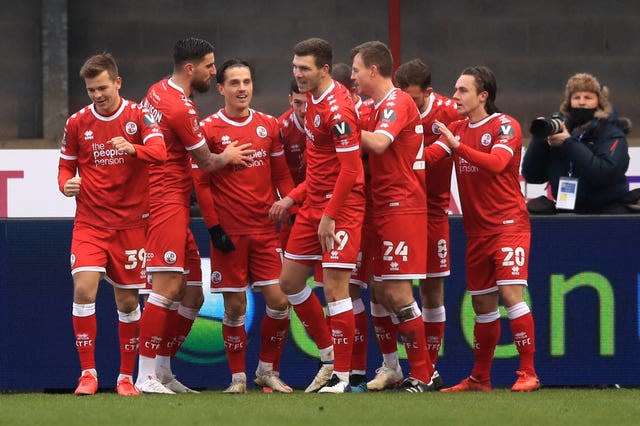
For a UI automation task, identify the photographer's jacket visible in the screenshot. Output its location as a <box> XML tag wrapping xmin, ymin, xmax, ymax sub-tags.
<box><xmin>522</xmin><ymin>111</ymin><xmax>629</xmax><ymax>213</ymax></box>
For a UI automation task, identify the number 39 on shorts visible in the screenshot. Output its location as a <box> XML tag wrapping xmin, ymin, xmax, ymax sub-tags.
<box><xmin>124</xmin><ymin>248</ymin><xmax>147</xmax><ymax>270</ymax></box>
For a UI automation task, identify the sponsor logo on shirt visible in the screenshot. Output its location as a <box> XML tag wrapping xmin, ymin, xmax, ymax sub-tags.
<box><xmin>458</xmin><ymin>157</ymin><xmax>479</xmax><ymax>173</ymax></box>
<box><xmin>221</xmin><ymin>135</ymin><xmax>231</xmax><ymax>145</ymax></box>
<box><xmin>84</xmin><ymin>130</ymin><xmax>94</xmax><ymax>140</ymax></box>
<box><xmin>91</xmin><ymin>141</ymin><xmax>127</xmax><ymax>166</ymax></box>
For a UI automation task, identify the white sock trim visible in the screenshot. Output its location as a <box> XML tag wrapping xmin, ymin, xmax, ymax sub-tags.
<box><xmin>222</xmin><ymin>313</ymin><xmax>246</xmax><ymax>327</ymax></box>
<box><xmin>422</xmin><ymin>306</ymin><xmax>446</xmax><ymax>323</ymax></box>
<box><xmin>147</xmin><ymin>292</ymin><xmax>174</xmax><ymax>309</ymax></box>
<box><xmin>370</xmin><ymin>302</ymin><xmax>390</xmax><ymax>317</ymax></box>
<box><xmin>169</xmin><ymin>301</ymin><xmax>180</xmax><ymax>311</ymax></box>
<box><xmin>352</xmin><ymin>298</ymin><xmax>365</xmax><ymax>315</ymax></box>
<box><xmin>327</xmin><ymin>298</ymin><xmax>352</xmax><ymax>317</ymax></box>
<box><xmin>506</xmin><ymin>301</ymin><xmax>531</xmax><ymax>320</ymax></box>
<box><xmin>177</xmin><ymin>304</ymin><xmax>199</xmax><ymax>321</ymax></box>
<box><xmin>72</xmin><ymin>303</ymin><xmax>95</xmax><ymax>317</ymax></box>
<box><xmin>476</xmin><ymin>309</ymin><xmax>501</xmax><ymax>323</ymax></box>
<box><xmin>118</xmin><ymin>305</ymin><xmax>141</xmax><ymax>323</ymax></box>
<box><xmin>287</xmin><ymin>285</ymin><xmax>312</xmax><ymax>306</ymax></box>
<box><xmin>265</xmin><ymin>306</ymin><xmax>289</xmax><ymax>320</ymax></box>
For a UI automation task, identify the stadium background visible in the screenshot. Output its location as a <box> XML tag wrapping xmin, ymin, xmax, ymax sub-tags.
<box><xmin>1</xmin><ymin>1</ymin><xmax>639</xmax><ymax>390</ymax></box>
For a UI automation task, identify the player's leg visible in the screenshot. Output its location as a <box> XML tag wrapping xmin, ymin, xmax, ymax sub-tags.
<box><xmin>71</xmin><ymin>270</ymin><xmax>101</xmax><ymax>396</ymax></box>
<box><xmin>419</xmin><ymin>276</ymin><xmax>445</xmax><ymax>388</ymax></box>
<box><xmin>367</xmin><ymin>279</ymin><xmax>402</xmax><ymax>391</ymax></box>
<box><xmin>348</xmin><ymin>283</ymin><xmax>368</xmax><ymax>392</ymax></box>
<box><xmin>221</xmin><ymin>291</ymin><xmax>249</xmax><ymax>394</ymax></box>
<box><xmin>256</xmin><ymin>284</ymin><xmax>293</xmax><ymax>393</ymax></box>
<box><xmin>113</xmin><ymin>286</ymin><xmax>141</xmax><ymax>396</ymax></box>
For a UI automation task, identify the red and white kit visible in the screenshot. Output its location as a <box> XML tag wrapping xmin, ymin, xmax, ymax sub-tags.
<box><xmin>58</xmin><ymin>99</ymin><xmax>165</xmax><ymax>286</ymax></box>
<box><xmin>444</xmin><ymin>113</ymin><xmax>531</xmax><ymax>294</ymax></box>
<box><xmin>195</xmin><ymin>109</ymin><xmax>294</xmax><ymax>291</ymax></box>
<box><xmin>141</xmin><ymin>78</ymin><xmax>205</xmax><ymax>273</ymax></box>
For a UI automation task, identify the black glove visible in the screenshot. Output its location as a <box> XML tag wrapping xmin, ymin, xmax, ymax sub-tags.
<box><xmin>208</xmin><ymin>225</ymin><xmax>235</xmax><ymax>253</ymax></box>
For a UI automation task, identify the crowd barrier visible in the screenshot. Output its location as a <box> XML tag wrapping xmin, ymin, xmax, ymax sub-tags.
<box><xmin>1</xmin><ymin>216</ymin><xmax>638</xmax><ymax>390</ymax></box>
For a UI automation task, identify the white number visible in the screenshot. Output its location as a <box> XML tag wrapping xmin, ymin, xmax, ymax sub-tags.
<box><xmin>124</xmin><ymin>248</ymin><xmax>146</xmax><ymax>270</ymax></box>
<box><xmin>501</xmin><ymin>246</ymin><xmax>525</xmax><ymax>267</ymax></box>
<box><xmin>382</xmin><ymin>240</ymin><xmax>409</xmax><ymax>261</ymax></box>
<box><xmin>413</xmin><ymin>137</ymin><xmax>425</xmax><ymax>170</ymax></box>
<box><xmin>335</xmin><ymin>230</ymin><xmax>349</xmax><ymax>251</ymax></box>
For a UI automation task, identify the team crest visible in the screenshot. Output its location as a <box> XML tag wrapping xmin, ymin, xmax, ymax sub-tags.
<box><xmin>211</xmin><ymin>271</ymin><xmax>222</xmax><ymax>284</ymax></box>
<box><xmin>125</xmin><ymin>121</ymin><xmax>138</xmax><ymax>135</ymax></box>
<box><xmin>313</xmin><ymin>114</ymin><xmax>321</xmax><ymax>128</ymax></box>
<box><xmin>70</xmin><ymin>253</ymin><xmax>76</xmax><ymax>267</ymax></box>
<box><xmin>481</xmin><ymin>133</ymin><xmax>492</xmax><ymax>146</ymax></box>
<box><xmin>256</xmin><ymin>126</ymin><xmax>268</xmax><ymax>138</ymax></box>
<box><xmin>431</xmin><ymin>122</ymin><xmax>441</xmax><ymax>135</ymax></box>
<box><xmin>164</xmin><ymin>251</ymin><xmax>177</xmax><ymax>264</ymax></box>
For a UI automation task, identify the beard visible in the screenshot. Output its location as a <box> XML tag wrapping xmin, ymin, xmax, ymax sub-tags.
<box><xmin>192</xmin><ymin>78</ymin><xmax>211</xmax><ymax>94</ymax></box>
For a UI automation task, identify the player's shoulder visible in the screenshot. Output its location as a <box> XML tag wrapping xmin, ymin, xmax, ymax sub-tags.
<box><xmin>278</xmin><ymin>108</ymin><xmax>293</xmax><ymax>124</ymax></box>
<box><xmin>493</xmin><ymin>113</ymin><xmax>522</xmax><ymax>132</ymax></box>
<box><xmin>66</xmin><ymin>104</ymin><xmax>93</xmax><ymax>127</ymax></box>
<box><xmin>199</xmin><ymin>110</ymin><xmax>222</xmax><ymax>128</ymax></box>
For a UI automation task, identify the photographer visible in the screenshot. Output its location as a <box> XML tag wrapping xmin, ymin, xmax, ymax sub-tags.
<box><xmin>522</xmin><ymin>73</ymin><xmax>630</xmax><ymax>214</ymax></box>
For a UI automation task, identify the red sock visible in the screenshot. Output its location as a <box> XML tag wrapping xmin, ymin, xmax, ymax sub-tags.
<box><xmin>510</xmin><ymin>312</ymin><xmax>536</xmax><ymax>375</ymax></box>
<box><xmin>329</xmin><ymin>309</ymin><xmax>355</xmax><ymax>375</ymax></box>
<box><xmin>259</xmin><ymin>313</ymin><xmax>290</xmax><ymax>365</ymax></box>
<box><xmin>73</xmin><ymin>314</ymin><xmax>97</xmax><ymax>371</ymax></box>
<box><xmin>138</xmin><ymin>302</ymin><xmax>171</xmax><ymax>358</ymax></box>
<box><xmin>372</xmin><ymin>314</ymin><xmax>397</xmax><ymax>355</ymax></box>
<box><xmin>471</xmin><ymin>319</ymin><xmax>501</xmax><ymax>382</ymax></box>
<box><xmin>118</xmin><ymin>320</ymin><xmax>139</xmax><ymax>376</ymax></box>
<box><xmin>424</xmin><ymin>321</ymin><xmax>445</xmax><ymax>366</ymax></box>
<box><xmin>291</xmin><ymin>292</ymin><xmax>332</xmax><ymax>350</ymax></box>
<box><xmin>223</xmin><ymin>324</ymin><xmax>247</xmax><ymax>374</ymax></box>
<box><xmin>157</xmin><ymin>308</ymin><xmax>179</xmax><ymax>357</ymax></box>
<box><xmin>169</xmin><ymin>312</ymin><xmax>196</xmax><ymax>358</ymax></box>
<box><xmin>351</xmin><ymin>310</ymin><xmax>368</xmax><ymax>372</ymax></box>
<box><xmin>397</xmin><ymin>316</ymin><xmax>432</xmax><ymax>383</ymax></box>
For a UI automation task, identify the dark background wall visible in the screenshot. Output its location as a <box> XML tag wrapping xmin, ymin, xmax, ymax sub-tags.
<box><xmin>3</xmin><ymin>0</ymin><xmax>639</xmax><ymax>145</ymax></box>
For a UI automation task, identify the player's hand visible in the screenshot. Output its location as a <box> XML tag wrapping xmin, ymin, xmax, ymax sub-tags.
<box><xmin>209</xmin><ymin>225</ymin><xmax>235</xmax><ymax>253</ymax></box>
<box><xmin>317</xmin><ymin>214</ymin><xmax>340</xmax><ymax>253</ymax></box>
<box><xmin>269</xmin><ymin>196</ymin><xmax>295</xmax><ymax>222</ymax></box>
<box><xmin>222</xmin><ymin>140</ymin><xmax>255</xmax><ymax>166</ymax></box>
<box><xmin>434</xmin><ymin>120</ymin><xmax>459</xmax><ymax>150</ymax></box>
<box><xmin>63</xmin><ymin>176</ymin><xmax>82</xmax><ymax>197</ymax></box>
<box><xmin>108</xmin><ymin>136</ymin><xmax>136</xmax><ymax>155</ymax></box>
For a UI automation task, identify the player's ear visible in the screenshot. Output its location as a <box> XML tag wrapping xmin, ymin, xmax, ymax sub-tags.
<box><xmin>183</xmin><ymin>62</ymin><xmax>194</xmax><ymax>76</ymax></box>
<box><xmin>216</xmin><ymin>83</ymin><xmax>224</xmax><ymax>96</ymax></box>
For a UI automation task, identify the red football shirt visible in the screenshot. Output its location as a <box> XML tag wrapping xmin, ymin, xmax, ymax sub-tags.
<box><xmin>364</xmin><ymin>88</ymin><xmax>426</xmax><ymax>217</ymax></box>
<box><xmin>195</xmin><ymin>108</ymin><xmax>294</xmax><ymax>235</ymax></box>
<box><xmin>58</xmin><ymin>99</ymin><xmax>165</xmax><ymax>229</ymax></box>
<box><xmin>141</xmin><ymin>78</ymin><xmax>206</xmax><ymax>207</ymax></box>
<box><xmin>421</xmin><ymin>92</ymin><xmax>460</xmax><ymax>219</ymax></box>
<box><xmin>445</xmin><ymin>113</ymin><xmax>530</xmax><ymax>236</ymax></box>
<box><xmin>302</xmin><ymin>80</ymin><xmax>365</xmax><ymax>217</ymax></box>
<box><xmin>278</xmin><ymin>108</ymin><xmax>307</xmax><ymax>186</ymax></box>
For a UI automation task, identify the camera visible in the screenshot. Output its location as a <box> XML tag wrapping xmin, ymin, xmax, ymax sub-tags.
<box><xmin>530</xmin><ymin>113</ymin><xmax>565</xmax><ymax>138</ymax></box>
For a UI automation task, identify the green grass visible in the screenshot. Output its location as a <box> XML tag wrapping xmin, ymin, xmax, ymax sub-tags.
<box><xmin>2</xmin><ymin>389</ymin><xmax>640</xmax><ymax>426</ymax></box>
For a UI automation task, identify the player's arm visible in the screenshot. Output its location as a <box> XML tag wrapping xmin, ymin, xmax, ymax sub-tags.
<box><xmin>360</xmin><ymin>130</ymin><xmax>392</xmax><ymax>154</ymax></box>
<box><xmin>424</xmin><ymin>141</ymin><xmax>452</xmax><ymax>165</ymax></box>
<box><xmin>190</xmin><ymin>141</ymin><xmax>255</xmax><ymax>173</ymax></box>
<box><xmin>192</xmin><ymin>164</ymin><xmax>235</xmax><ymax>252</ymax></box>
<box><xmin>434</xmin><ymin>119</ymin><xmax>511</xmax><ymax>173</ymax></box>
<box><xmin>58</xmin><ymin>123</ymin><xmax>81</xmax><ymax>197</ymax></box>
<box><xmin>270</xmin><ymin>180</ymin><xmax>304</xmax><ymax>223</ymax></box>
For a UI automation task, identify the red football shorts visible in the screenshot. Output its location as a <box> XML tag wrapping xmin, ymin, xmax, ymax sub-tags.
<box><xmin>426</xmin><ymin>216</ymin><xmax>451</xmax><ymax>278</ymax></box>
<box><xmin>210</xmin><ymin>232</ymin><xmax>283</xmax><ymax>293</ymax></box>
<box><xmin>350</xmin><ymin>219</ymin><xmax>375</xmax><ymax>288</ymax></box>
<box><xmin>465</xmin><ymin>232</ymin><xmax>530</xmax><ymax>295</ymax></box>
<box><xmin>146</xmin><ymin>203</ymin><xmax>190</xmax><ymax>273</ymax></box>
<box><xmin>372</xmin><ymin>212</ymin><xmax>427</xmax><ymax>281</ymax></box>
<box><xmin>285</xmin><ymin>202</ymin><xmax>364</xmax><ymax>270</ymax></box>
<box><xmin>70</xmin><ymin>223</ymin><xmax>147</xmax><ymax>288</ymax></box>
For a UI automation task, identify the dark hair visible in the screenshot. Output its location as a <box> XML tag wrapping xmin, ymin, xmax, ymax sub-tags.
<box><xmin>293</xmin><ymin>38</ymin><xmax>332</xmax><ymax>71</ymax></box>
<box><xmin>350</xmin><ymin>41</ymin><xmax>392</xmax><ymax>78</ymax></box>
<box><xmin>331</xmin><ymin>63</ymin><xmax>354</xmax><ymax>89</ymax></box>
<box><xmin>289</xmin><ymin>78</ymin><xmax>300</xmax><ymax>94</ymax></box>
<box><xmin>395</xmin><ymin>59</ymin><xmax>431</xmax><ymax>90</ymax></box>
<box><xmin>80</xmin><ymin>53</ymin><xmax>118</xmax><ymax>80</ymax></box>
<box><xmin>173</xmin><ymin>37</ymin><xmax>215</xmax><ymax>67</ymax></box>
<box><xmin>461</xmin><ymin>66</ymin><xmax>500</xmax><ymax>114</ymax></box>
<box><xmin>216</xmin><ymin>58</ymin><xmax>253</xmax><ymax>85</ymax></box>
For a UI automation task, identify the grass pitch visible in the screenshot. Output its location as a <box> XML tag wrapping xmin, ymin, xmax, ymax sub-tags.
<box><xmin>2</xmin><ymin>388</ymin><xmax>639</xmax><ymax>426</ymax></box>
